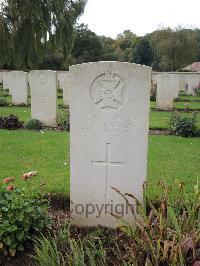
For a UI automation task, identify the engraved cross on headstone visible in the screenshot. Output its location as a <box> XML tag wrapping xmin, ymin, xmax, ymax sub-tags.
<box><xmin>91</xmin><ymin>143</ymin><xmax>125</xmax><ymax>198</ymax></box>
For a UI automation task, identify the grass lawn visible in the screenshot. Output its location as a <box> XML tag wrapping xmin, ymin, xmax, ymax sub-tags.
<box><xmin>0</xmin><ymin>130</ymin><xmax>70</xmax><ymax>195</ymax></box>
<box><xmin>178</xmin><ymin>95</ymin><xmax>200</xmax><ymax>101</ymax></box>
<box><xmin>0</xmin><ymin>130</ymin><xmax>199</xmax><ymax>199</ymax></box>
<box><xmin>0</xmin><ymin>90</ymin><xmax>64</xmax><ymax>107</ymax></box>
<box><xmin>1</xmin><ymin>106</ymin><xmax>200</xmax><ymax>129</ymax></box>
<box><xmin>150</xmin><ymin>111</ymin><xmax>200</xmax><ymax>129</ymax></box>
<box><xmin>150</xmin><ymin>100</ymin><xmax>200</xmax><ymax>110</ymax></box>
<box><xmin>0</xmin><ymin>106</ymin><xmax>31</xmax><ymax>121</ymax></box>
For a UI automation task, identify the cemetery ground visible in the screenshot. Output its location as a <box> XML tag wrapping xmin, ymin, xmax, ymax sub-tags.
<box><xmin>0</xmin><ymin>129</ymin><xmax>200</xmax><ymax>198</ymax></box>
<box><xmin>0</xmin><ymin>89</ymin><xmax>200</xmax><ymax>197</ymax></box>
<box><xmin>0</xmin><ymin>89</ymin><xmax>200</xmax><ymax>265</ymax></box>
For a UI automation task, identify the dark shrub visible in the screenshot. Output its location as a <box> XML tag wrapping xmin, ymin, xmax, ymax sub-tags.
<box><xmin>0</xmin><ymin>89</ymin><xmax>9</xmax><ymax>97</ymax></box>
<box><xmin>167</xmin><ymin>111</ymin><xmax>198</xmax><ymax>137</ymax></box>
<box><xmin>0</xmin><ymin>114</ymin><xmax>23</xmax><ymax>130</ymax></box>
<box><xmin>0</xmin><ymin>98</ymin><xmax>7</xmax><ymax>106</ymax></box>
<box><xmin>0</xmin><ymin>116</ymin><xmax>4</xmax><ymax>128</ymax></box>
<box><xmin>25</xmin><ymin>119</ymin><xmax>44</xmax><ymax>130</ymax></box>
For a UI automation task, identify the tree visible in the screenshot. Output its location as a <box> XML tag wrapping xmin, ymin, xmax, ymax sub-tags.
<box><xmin>113</xmin><ymin>30</ymin><xmax>136</xmax><ymax>62</ymax></box>
<box><xmin>71</xmin><ymin>24</ymin><xmax>103</xmax><ymax>64</ymax></box>
<box><xmin>129</xmin><ymin>36</ymin><xmax>154</xmax><ymax>66</ymax></box>
<box><xmin>149</xmin><ymin>27</ymin><xmax>198</xmax><ymax>71</ymax></box>
<box><xmin>0</xmin><ymin>0</ymin><xmax>86</xmax><ymax>69</ymax></box>
<box><xmin>0</xmin><ymin>15</ymin><xmax>12</xmax><ymax>68</ymax></box>
<box><xmin>99</xmin><ymin>36</ymin><xmax>117</xmax><ymax>61</ymax></box>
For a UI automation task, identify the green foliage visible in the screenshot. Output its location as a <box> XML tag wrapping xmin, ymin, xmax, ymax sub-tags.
<box><xmin>25</xmin><ymin>119</ymin><xmax>44</xmax><ymax>131</ymax></box>
<box><xmin>167</xmin><ymin>111</ymin><xmax>198</xmax><ymax>137</ymax></box>
<box><xmin>33</xmin><ymin>181</ymin><xmax>200</xmax><ymax>265</ymax></box>
<box><xmin>39</xmin><ymin>53</ymin><xmax>65</xmax><ymax>70</ymax></box>
<box><xmin>113</xmin><ymin>30</ymin><xmax>136</xmax><ymax>62</ymax></box>
<box><xmin>0</xmin><ymin>0</ymin><xmax>86</xmax><ymax>69</ymax></box>
<box><xmin>149</xmin><ymin>27</ymin><xmax>198</xmax><ymax>71</ymax></box>
<box><xmin>0</xmin><ymin>178</ymin><xmax>51</xmax><ymax>257</ymax></box>
<box><xmin>129</xmin><ymin>36</ymin><xmax>154</xmax><ymax>66</ymax></box>
<box><xmin>33</xmin><ymin>222</ymin><xmax>107</xmax><ymax>266</ymax></box>
<box><xmin>0</xmin><ymin>98</ymin><xmax>7</xmax><ymax>106</ymax></box>
<box><xmin>72</xmin><ymin>24</ymin><xmax>103</xmax><ymax>64</ymax></box>
<box><xmin>34</xmin><ymin>234</ymin><xmax>66</xmax><ymax>266</ymax></box>
<box><xmin>0</xmin><ymin>88</ymin><xmax>9</xmax><ymax>97</ymax></box>
<box><xmin>57</xmin><ymin>109</ymin><xmax>70</xmax><ymax>131</ymax></box>
<box><xmin>99</xmin><ymin>36</ymin><xmax>117</xmax><ymax>61</ymax></box>
<box><xmin>118</xmin><ymin>180</ymin><xmax>200</xmax><ymax>265</ymax></box>
<box><xmin>179</xmin><ymin>90</ymin><xmax>188</xmax><ymax>97</ymax></box>
<box><xmin>0</xmin><ymin>114</ymin><xmax>23</xmax><ymax>129</ymax></box>
<box><xmin>193</xmin><ymin>83</ymin><xmax>200</xmax><ymax>96</ymax></box>
<box><xmin>0</xmin><ymin>15</ymin><xmax>11</xmax><ymax>68</ymax></box>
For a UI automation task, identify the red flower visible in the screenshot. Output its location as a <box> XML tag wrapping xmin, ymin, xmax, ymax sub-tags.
<box><xmin>3</xmin><ymin>177</ymin><xmax>14</xmax><ymax>183</ymax></box>
<box><xmin>6</xmin><ymin>185</ymin><xmax>14</xmax><ymax>191</ymax></box>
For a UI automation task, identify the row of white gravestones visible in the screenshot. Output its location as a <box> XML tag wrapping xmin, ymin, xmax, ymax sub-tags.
<box><xmin>70</xmin><ymin>62</ymin><xmax>152</xmax><ymax>228</ymax></box>
<box><xmin>153</xmin><ymin>72</ymin><xmax>200</xmax><ymax>110</ymax></box>
<box><xmin>0</xmin><ymin>70</ymin><xmax>70</xmax><ymax>126</ymax></box>
<box><xmin>0</xmin><ymin>70</ymin><xmax>70</xmax><ymax>106</ymax></box>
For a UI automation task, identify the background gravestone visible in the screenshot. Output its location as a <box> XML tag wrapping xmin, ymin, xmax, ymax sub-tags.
<box><xmin>29</xmin><ymin>70</ymin><xmax>57</xmax><ymax>126</ymax></box>
<box><xmin>10</xmin><ymin>71</ymin><xmax>28</xmax><ymax>105</ymax></box>
<box><xmin>186</xmin><ymin>73</ymin><xmax>200</xmax><ymax>95</ymax></box>
<box><xmin>169</xmin><ymin>74</ymin><xmax>180</xmax><ymax>99</ymax></box>
<box><xmin>57</xmin><ymin>71</ymin><xmax>70</xmax><ymax>106</ymax></box>
<box><xmin>156</xmin><ymin>74</ymin><xmax>174</xmax><ymax>110</ymax></box>
<box><xmin>2</xmin><ymin>71</ymin><xmax>12</xmax><ymax>94</ymax></box>
<box><xmin>70</xmin><ymin>62</ymin><xmax>151</xmax><ymax>228</ymax></box>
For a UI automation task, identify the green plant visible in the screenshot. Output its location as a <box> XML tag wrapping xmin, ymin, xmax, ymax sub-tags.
<box><xmin>0</xmin><ymin>89</ymin><xmax>9</xmax><ymax>98</ymax></box>
<box><xmin>33</xmin><ymin>222</ymin><xmax>107</xmax><ymax>266</ymax></box>
<box><xmin>179</xmin><ymin>90</ymin><xmax>188</xmax><ymax>97</ymax></box>
<box><xmin>0</xmin><ymin>114</ymin><xmax>23</xmax><ymax>130</ymax></box>
<box><xmin>0</xmin><ymin>98</ymin><xmax>7</xmax><ymax>106</ymax></box>
<box><xmin>34</xmin><ymin>234</ymin><xmax>66</xmax><ymax>266</ymax></box>
<box><xmin>57</xmin><ymin>109</ymin><xmax>70</xmax><ymax>131</ymax></box>
<box><xmin>193</xmin><ymin>83</ymin><xmax>200</xmax><ymax>96</ymax></box>
<box><xmin>25</xmin><ymin>119</ymin><xmax>44</xmax><ymax>130</ymax></box>
<box><xmin>0</xmin><ymin>175</ymin><xmax>51</xmax><ymax>258</ymax></box>
<box><xmin>167</xmin><ymin>111</ymin><xmax>198</xmax><ymax>137</ymax></box>
<box><xmin>115</xmin><ymin>179</ymin><xmax>200</xmax><ymax>265</ymax></box>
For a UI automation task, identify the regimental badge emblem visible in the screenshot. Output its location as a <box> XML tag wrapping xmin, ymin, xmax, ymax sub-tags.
<box><xmin>91</xmin><ymin>73</ymin><xmax>127</xmax><ymax>111</ymax></box>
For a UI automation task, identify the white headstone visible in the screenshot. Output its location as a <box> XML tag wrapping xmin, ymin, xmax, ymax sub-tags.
<box><xmin>178</xmin><ymin>74</ymin><xmax>186</xmax><ymax>93</ymax></box>
<box><xmin>2</xmin><ymin>71</ymin><xmax>12</xmax><ymax>94</ymax></box>
<box><xmin>153</xmin><ymin>73</ymin><xmax>181</xmax><ymax>100</ymax></box>
<box><xmin>70</xmin><ymin>62</ymin><xmax>151</xmax><ymax>228</ymax></box>
<box><xmin>9</xmin><ymin>71</ymin><xmax>28</xmax><ymax>105</ymax></box>
<box><xmin>156</xmin><ymin>74</ymin><xmax>174</xmax><ymax>110</ymax></box>
<box><xmin>29</xmin><ymin>70</ymin><xmax>57</xmax><ymax>126</ymax></box>
<box><xmin>186</xmin><ymin>74</ymin><xmax>200</xmax><ymax>95</ymax></box>
<box><xmin>169</xmin><ymin>74</ymin><xmax>180</xmax><ymax>99</ymax></box>
<box><xmin>57</xmin><ymin>71</ymin><xmax>70</xmax><ymax>106</ymax></box>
